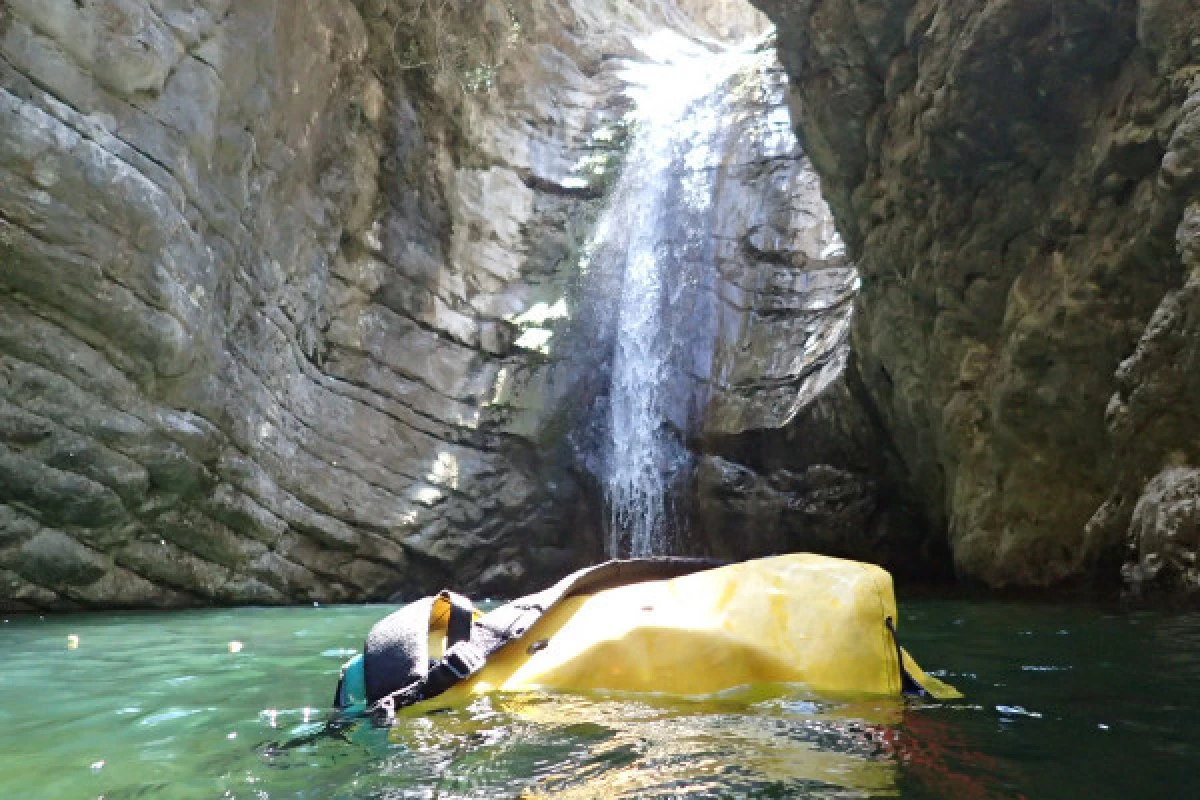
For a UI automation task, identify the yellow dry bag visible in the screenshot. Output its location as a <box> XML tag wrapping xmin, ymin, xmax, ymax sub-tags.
<box><xmin>335</xmin><ymin>554</ymin><xmax>959</xmax><ymax>723</ymax></box>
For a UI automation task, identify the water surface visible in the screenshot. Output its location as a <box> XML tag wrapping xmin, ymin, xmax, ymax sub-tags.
<box><xmin>2</xmin><ymin>600</ymin><xmax>1198</xmax><ymax>798</ymax></box>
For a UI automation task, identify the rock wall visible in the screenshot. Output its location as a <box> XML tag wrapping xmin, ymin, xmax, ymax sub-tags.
<box><xmin>754</xmin><ymin>0</ymin><xmax>1200</xmax><ymax>591</ymax></box>
<box><xmin>687</xmin><ymin>53</ymin><xmax>942</xmax><ymax>577</ymax></box>
<box><xmin>0</xmin><ymin>0</ymin><xmax>723</xmax><ymax>609</ymax></box>
<box><xmin>674</xmin><ymin>0</ymin><xmax>771</xmax><ymax>41</ymax></box>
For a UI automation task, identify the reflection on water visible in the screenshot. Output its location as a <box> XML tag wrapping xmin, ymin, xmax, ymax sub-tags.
<box><xmin>305</xmin><ymin>693</ymin><xmax>899</xmax><ymax>799</ymax></box>
<box><xmin>2</xmin><ymin>601</ymin><xmax>1200</xmax><ymax>798</ymax></box>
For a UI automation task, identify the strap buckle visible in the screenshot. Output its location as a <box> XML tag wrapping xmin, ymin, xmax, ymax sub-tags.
<box><xmin>373</xmin><ymin>694</ymin><xmax>396</xmax><ymax>726</ymax></box>
<box><xmin>442</xmin><ymin>642</ymin><xmax>485</xmax><ymax>680</ymax></box>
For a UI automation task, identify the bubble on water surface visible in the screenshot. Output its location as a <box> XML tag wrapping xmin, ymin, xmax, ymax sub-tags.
<box><xmin>321</xmin><ymin>648</ymin><xmax>358</xmax><ymax>658</ymax></box>
<box><xmin>996</xmin><ymin>705</ymin><xmax>1043</xmax><ymax>719</ymax></box>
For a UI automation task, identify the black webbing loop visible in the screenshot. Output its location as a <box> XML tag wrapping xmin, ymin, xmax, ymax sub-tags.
<box><xmin>367</xmin><ymin>640</ymin><xmax>490</xmax><ymax>725</ymax></box>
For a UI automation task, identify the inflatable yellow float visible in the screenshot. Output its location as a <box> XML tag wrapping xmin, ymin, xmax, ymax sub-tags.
<box><xmin>334</xmin><ymin>554</ymin><xmax>959</xmax><ymax>723</ymax></box>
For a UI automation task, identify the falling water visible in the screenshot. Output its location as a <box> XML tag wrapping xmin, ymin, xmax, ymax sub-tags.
<box><xmin>593</xmin><ymin>33</ymin><xmax>760</xmax><ymax>557</ymax></box>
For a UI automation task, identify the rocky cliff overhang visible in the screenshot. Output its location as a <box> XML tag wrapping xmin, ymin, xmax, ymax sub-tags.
<box><xmin>754</xmin><ymin>0</ymin><xmax>1200</xmax><ymax>593</ymax></box>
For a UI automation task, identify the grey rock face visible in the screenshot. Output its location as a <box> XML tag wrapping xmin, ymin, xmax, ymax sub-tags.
<box><xmin>1123</xmin><ymin>467</ymin><xmax>1200</xmax><ymax>598</ymax></box>
<box><xmin>673</xmin><ymin>0</ymin><xmax>772</xmax><ymax>41</ymax></box>
<box><xmin>1100</xmin><ymin>202</ymin><xmax>1200</xmax><ymax>592</ymax></box>
<box><xmin>697</xmin><ymin>58</ymin><xmax>854</xmax><ymax>439</ymax></box>
<box><xmin>1</xmin><ymin>0</ymin><xmax>714</xmax><ymax>609</ymax></box>
<box><xmin>753</xmin><ymin>0</ymin><xmax>1200</xmax><ymax>590</ymax></box>
<box><xmin>692</xmin><ymin>455</ymin><xmax>940</xmax><ymax>575</ymax></box>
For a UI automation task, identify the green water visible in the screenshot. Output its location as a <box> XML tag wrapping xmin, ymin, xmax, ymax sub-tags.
<box><xmin>2</xmin><ymin>600</ymin><xmax>1198</xmax><ymax>799</ymax></box>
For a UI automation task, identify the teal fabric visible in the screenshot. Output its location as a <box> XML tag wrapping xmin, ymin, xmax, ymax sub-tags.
<box><xmin>339</xmin><ymin>654</ymin><xmax>367</xmax><ymax>709</ymax></box>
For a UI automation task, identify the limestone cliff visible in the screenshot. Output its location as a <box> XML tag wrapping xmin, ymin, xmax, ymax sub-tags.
<box><xmin>0</xmin><ymin>0</ymin><xmax>726</xmax><ymax>609</ymax></box>
<box><xmin>672</xmin><ymin>51</ymin><xmax>940</xmax><ymax>576</ymax></box>
<box><xmin>754</xmin><ymin>0</ymin><xmax>1200</xmax><ymax>592</ymax></box>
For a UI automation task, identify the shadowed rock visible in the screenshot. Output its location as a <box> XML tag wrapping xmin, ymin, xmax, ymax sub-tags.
<box><xmin>754</xmin><ymin>0</ymin><xmax>1200</xmax><ymax>591</ymax></box>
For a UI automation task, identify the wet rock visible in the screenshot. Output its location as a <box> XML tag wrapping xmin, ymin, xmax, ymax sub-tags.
<box><xmin>703</xmin><ymin>457</ymin><xmax>935</xmax><ymax>577</ymax></box>
<box><xmin>477</xmin><ymin>561</ymin><xmax>527</xmax><ymax>596</ymax></box>
<box><xmin>1124</xmin><ymin>468</ymin><xmax>1200</xmax><ymax>597</ymax></box>
<box><xmin>694</xmin><ymin>458</ymin><xmax>874</xmax><ymax>552</ymax></box>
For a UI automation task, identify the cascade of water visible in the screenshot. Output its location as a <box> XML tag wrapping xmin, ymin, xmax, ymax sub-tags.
<box><xmin>593</xmin><ymin>33</ymin><xmax>759</xmax><ymax>558</ymax></box>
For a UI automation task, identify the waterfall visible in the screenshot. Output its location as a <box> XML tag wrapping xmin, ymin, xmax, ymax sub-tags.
<box><xmin>592</xmin><ymin>32</ymin><xmax>760</xmax><ymax>558</ymax></box>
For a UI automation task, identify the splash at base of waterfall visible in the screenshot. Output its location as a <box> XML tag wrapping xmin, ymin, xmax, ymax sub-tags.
<box><xmin>595</xmin><ymin>31</ymin><xmax>764</xmax><ymax>558</ymax></box>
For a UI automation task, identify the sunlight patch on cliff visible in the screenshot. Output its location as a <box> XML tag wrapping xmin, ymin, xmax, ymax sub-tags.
<box><xmin>428</xmin><ymin>451</ymin><xmax>460</xmax><ymax>490</ymax></box>
<box><xmin>511</xmin><ymin>298</ymin><xmax>569</xmax><ymax>354</ymax></box>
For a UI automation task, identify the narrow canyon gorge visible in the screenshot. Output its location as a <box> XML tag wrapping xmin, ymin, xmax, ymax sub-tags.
<box><xmin>2</xmin><ymin>0</ymin><xmax>1199</xmax><ymax>609</ymax></box>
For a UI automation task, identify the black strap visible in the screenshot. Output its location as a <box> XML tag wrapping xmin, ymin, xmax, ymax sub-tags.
<box><xmin>885</xmin><ymin>616</ymin><xmax>928</xmax><ymax>697</ymax></box>
<box><xmin>365</xmin><ymin>557</ymin><xmax>726</xmax><ymax>724</ymax></box>
<box><xmin>442</xmin><ymin>591</ymin><xmax>474</xmax><ymax>649</ymax></box>
<box><xmin>332</xmin><ymin>673</ymin><xmax>346</xmax><ymax>709</ymax></box>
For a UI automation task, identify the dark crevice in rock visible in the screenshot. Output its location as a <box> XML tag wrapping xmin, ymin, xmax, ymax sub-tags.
<box><xmin>521</xmin><ymin>173</ymin><xmax>604</xmax><ymax>200</ymax></box>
